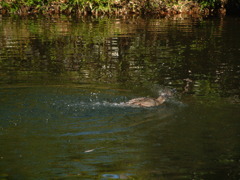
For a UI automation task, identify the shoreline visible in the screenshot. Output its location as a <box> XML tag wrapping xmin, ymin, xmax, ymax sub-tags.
<box><xmin>0</xmin><ymin>0</ymin><xmax>239</xmax><ymax>17</ymax></box>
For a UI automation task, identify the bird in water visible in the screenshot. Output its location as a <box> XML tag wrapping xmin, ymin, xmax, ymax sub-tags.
<box><xmin>126</xmin><ymin>92</ymin><xmax>171</xmax><ymax>107</ymax></box>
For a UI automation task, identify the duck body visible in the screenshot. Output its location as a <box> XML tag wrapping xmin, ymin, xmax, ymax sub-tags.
<box><xmin>126</xmin><ymin>96</ymin><xmax>166</xmax><ymax>107</ymax></box>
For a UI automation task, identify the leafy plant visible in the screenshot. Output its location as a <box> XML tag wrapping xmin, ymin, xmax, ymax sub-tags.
<box><xmin>1</xmin><ymin>0</ymin><xmax>239</xmax><ymax>15</ymax></box>
<box><xmin>198</xmin><ymin>0</ymin><xmax>221</xmax><ymax>9</ymax></box>
<box><xmin>24</xmin><ymin>0</ymin><xmax>51</xmax><ymax>6</ymax></box>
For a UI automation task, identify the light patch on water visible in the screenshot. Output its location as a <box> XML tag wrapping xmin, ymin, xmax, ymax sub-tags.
<box><xmin>60</xmin><ymin>127</ymin><xmax>128</xmax><ymax>137</ymax></box>
<box><xmin>101</xmin><ymin>173</ymin><xmax>132</xmax><ymax>179</ymax></box>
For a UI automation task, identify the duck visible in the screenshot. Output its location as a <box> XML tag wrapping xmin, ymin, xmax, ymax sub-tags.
<box><xmin>126</xmin><ymin>96</ymin><xmax>166</xmax><ymax>107</ymax></box>
<box><xmin>126</xmin><ymin>91</ymin><xmax>172</xmax><ymax>107</ymax></box>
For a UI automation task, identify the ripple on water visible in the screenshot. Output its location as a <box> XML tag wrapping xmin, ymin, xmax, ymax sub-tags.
<box><xmin>101</xmin><ymin>173</ymin><xmax>131</xmax><ymax>179</ymax></box>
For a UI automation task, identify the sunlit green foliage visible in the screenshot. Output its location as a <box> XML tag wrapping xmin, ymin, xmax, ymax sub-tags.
<box><xmin>1</xmin><ymin>0</ymin><xmax>239</xmax><ymax>15</ymax></box>
<box><xmin>198</xmin><ymin>0</ymin><xmax>220</xmax><ymax>8</ymax></box>
<box><xmin>0</xmin><ymin>0</ymin><xmax>113</xmax><ymax>14</ymax></box>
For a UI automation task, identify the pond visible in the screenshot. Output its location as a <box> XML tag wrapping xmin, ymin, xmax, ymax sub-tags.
<box><xmin>0</xmin><ymin>15</ymin><xmax>240</xmax><ymax>179</ymax></box>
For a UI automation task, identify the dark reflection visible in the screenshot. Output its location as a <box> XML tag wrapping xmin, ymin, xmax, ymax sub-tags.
<box><xmin>0</xmin><ymin>16</ymin><xmax>240</xmax><ymax>179</ymax></box>
<box><xmin>137</xmin><ymin>104</ymin><xmax>240</xmax><ymax>179</ymax></box>
<box><xmin>0</xmin><ymin>16</ymin><xmax>240</xmax><ymax>98</ymax></box>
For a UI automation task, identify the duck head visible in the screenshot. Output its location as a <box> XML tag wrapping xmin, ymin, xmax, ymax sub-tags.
<box><xmin>157</xmin><ymin>90</ymin><xmax>173</xmax><ymax>103</ymax></box>
<box><xmin>156</xmin><ymin>96</ymin><xmax>166</xmax><ymax>104</ymax></box>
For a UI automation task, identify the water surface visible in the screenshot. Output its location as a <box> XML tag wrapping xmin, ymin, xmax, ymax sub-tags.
<box><xmin>0</xmin><ymin>15</ymin><xmax>240</xmax><ymax>179</ymax></box>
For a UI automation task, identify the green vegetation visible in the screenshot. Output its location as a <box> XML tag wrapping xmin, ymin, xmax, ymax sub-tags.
<box><xmin>0</xmin><ymin>0</ymin><xmax>239</xmax><ymax>16</ymax></box>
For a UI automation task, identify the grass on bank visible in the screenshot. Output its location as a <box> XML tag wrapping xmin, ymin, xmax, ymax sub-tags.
<box><xmin>0</xmin><ymin>0</ymin><xmax>239</xmax><ymax>16</ymax></box>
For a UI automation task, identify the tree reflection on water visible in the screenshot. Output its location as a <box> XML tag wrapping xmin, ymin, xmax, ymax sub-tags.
<box><xmin>1</xmin><ymin>16</ymin><xmax>239</xmax><ymax>101</ymax></box>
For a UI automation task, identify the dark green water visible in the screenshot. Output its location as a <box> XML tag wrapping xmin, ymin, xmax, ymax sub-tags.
<box><xmin>0</xmin><ymin>15</ymin><xmax>240</xmax><ymax>179</ymax></box>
